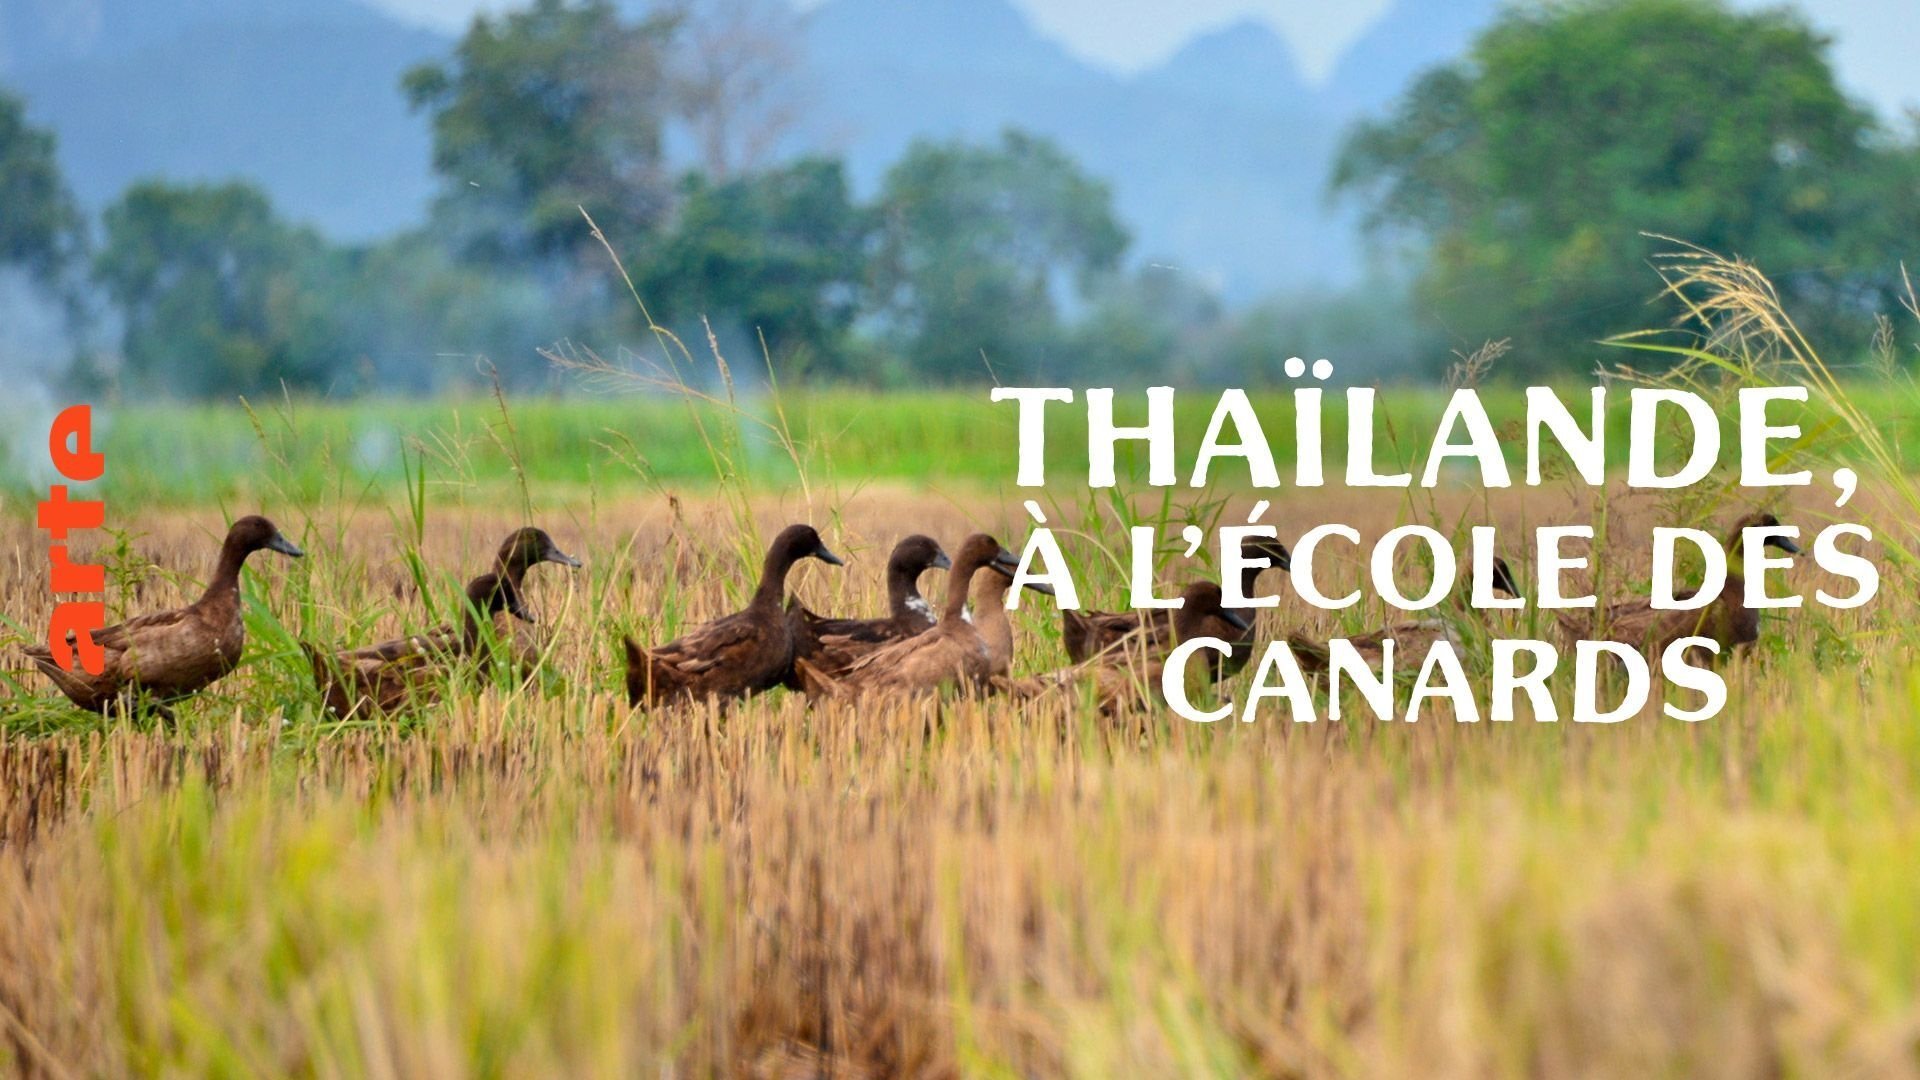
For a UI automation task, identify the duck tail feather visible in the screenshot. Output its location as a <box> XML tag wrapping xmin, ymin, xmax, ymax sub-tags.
<box><xmin>1286</xmin><ymin>634</ymin><xmax>1332</xmax><ymax>673</ymax></box>
<box><xmin>791</xmin><ymin>657</ymin><xmax>837</xmax><ymax>700</ymax></box>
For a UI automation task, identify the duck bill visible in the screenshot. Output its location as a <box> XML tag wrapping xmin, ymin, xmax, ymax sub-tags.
<box><xmin>814</xmin><ymin>545</ymin><xmax>846</xmax><ymax>567</ymax></box>
<box><xmin>992</xmin><ymin>548</ymin><xmax>1020</xmax><ymax>570</ymax></box>
<box><xmin>267</xmin><ymin>534</ymin><xmax>305</xmax><ymax>558</ymax></box>
<box><xmin>546</xmin><ymin>547</ymin><xmax>583</xmax><ymax>569</ymax></box>
<box><xmin>932</xmin><ymin>551</ymin><xmax>953</xmax><ymax>571</ymax></box>
<box><xmin>1767</xmin><ymin>535</ymin><xmax>1804</xmax><ymax>556</ymax></box>
<box><xmin>1023</xmin><ymin>579</ymin><xmax>1057</xmax><ymax>596</ymax></box>
<box><xmin>1221</xmin><ymin>609</ymin><xmax>1253</xmax><ymax>633</ymax></box>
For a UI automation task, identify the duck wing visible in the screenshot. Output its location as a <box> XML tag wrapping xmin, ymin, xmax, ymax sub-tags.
<box><xmin>1289</xmin><ymin>619</ymin><xmax>1455</xmax><ymax>676</ymax></box>
<box><xmin>647</xmin><ymin>613</ymin><xmax>767</xmax><ymax>676</ymax></box>
<box><xmin>27</xmin><ymin>603</ymin><xmax>239</xmax><ymax>709</ymax></box>
<box><xmin>1062</xmin><ymin>609</ymin><xmax>1162</xmax><ymax>664</ymax></box>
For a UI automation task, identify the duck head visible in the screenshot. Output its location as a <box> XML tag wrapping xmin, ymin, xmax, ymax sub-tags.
<box><xmin>943</xmin><ymin>533</ymin><xmax>1020</xmax><ymax>615</ymax></box>
<box><xmin>889</xmin><ymin>534</ymin><xmax>952</xmax><ymax>576</ymax></box>
<box><xmin>1729</xmin><ymin>511</ymin><xmax>1802</xmax><ymax>556</ymax></box>
<box><xmin>952</xmin><ymin>533</ymin><xmax>1019</xmax><ymax>576</ymax></box>
<box><xmin>1490</xmin><ymin>555</ymin><xmax>1521</xmax><ymax>598</ymax></box>
<box><xmin>1238</xmin><ymin>536</ymin><xmax>1293</xmax><ymax>574</ymax></box>
<box><xmin>769</xmin><ymin>524</ymin><xmax>844</xmax><ymax>567</ymax></box>
<box><xmin>1176</xmin><ymin>581</ymin><xmax>1252</xmax><ymax>638</ymax></box>
<box><xmin>757</xmin><ymin>524</ymin><xmax>845</xmax><ymax>604</ymax></box>
<box><xmin>983</xmin><ymin>551</ymin><xmax>1054</xmax><ymax>596</ymax></box>
<box><xmin>498</xmin><ymin>527</ymin><xmax>582</xmax><ymax>572</ymax></box>
<box><xmin>226</xmin><ymin>515</ymin><xmax>304</xmax><ymax>560</ymax></box>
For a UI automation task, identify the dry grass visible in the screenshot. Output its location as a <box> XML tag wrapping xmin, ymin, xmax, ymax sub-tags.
<box><xmin>0</xmin><ymin>480</ymin><xmax>1915</xmax><ymax>1078</ymax></box>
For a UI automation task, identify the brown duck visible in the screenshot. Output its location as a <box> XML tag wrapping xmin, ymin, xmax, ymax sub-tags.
<box><xmin>1289</xmin><ymin>556</ymin><xmax>1520</xmax><ymax>675</ymax></box>
<box><xmin>304</xmin><ymin>572</ymin><xmax>530</xmax><ymax>718</ymax></box>
<box><xmin>1556</xmin><ymin>511</ymin><xmax>1800</xmax><ymax>658</ymax></box>
<box><xmin>491</xmin><ymin>526</ymin><xmax>582</xmax><ymax>675</ymax></box>
<box><xmin>793</xmin><ymin>533</ymin><xmax>1018</xmax><ymax>700</ymax></box>
<box><xmin>624</xmin><ymin>524</ymin><xmax>843</xmax><ymax>708</ymax></box>
<box><xmin>969</xmin><ymin>556</ymin><xmax>1057</xmax><ymax>678</ymax></box>
<box><xmin>789</xmin><ymin>534</ymin><xmax>950</xmax><ymax>678</ymax></box>
<box><xmin>1062</xmin><ymin>536</ymin><xmax>1291</xmax><ymax>677</ymax></box>
<box><xmin>1003</xmin><ymin>581</ymin><xmax>1251</xmax><ymax>711</ymax></box>
<box><xmin>23</xmin><ymin>515</ymin><xmax>304</xmax><ymax>715</ymax></box>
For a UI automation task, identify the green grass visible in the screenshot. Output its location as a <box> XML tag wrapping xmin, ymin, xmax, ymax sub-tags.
<box><xmin>11</xmin><ymin>382</ymin><xmax>1920</xmax><ymax>507</ymax></box>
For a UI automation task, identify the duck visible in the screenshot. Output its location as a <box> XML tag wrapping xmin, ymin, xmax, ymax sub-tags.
<box><xmin>968</xmin><ymin>550</ymin><xmax>1057</xmax><ymax>678</ymax></box>
<box><xmin>788</xmin><ymin>534</ymin><xmax>951</xmax><ymax>679</ymax></box>
<box><xmin>1288</xmin><ymin>555</ymin><xmax>1520</xmax><ymax>675</ymax></box>
<box><xmin>1062</xmin><ymin>535</ymin><xmax>1291</xmax><ymax>677</ymax></box>
<box><xmin>490</xmin><ymin>526</ymin><xmax>583</xmax><ymax>675</ymax></box>
<box><xmin>304</xmin><ymin>572</ymin><xmax>530</xmax><ymax>718</ymax></box>
<box><xmin>792</xmin><ymin>533</ymin><xmax>1018</xmax><ymax>700</ymax></box>
<box><xmin>624</xmin><ymin>524</ymin><xmax>843</xmax><ymax>708</ymax></box>
<box><xmin>1001</xmin><ymin>581</ymin><xmax>1251</xmax><ymax>711</ymax></box>
<box><xmin>1556</xmin><ymin>511</ymin><xmax>1800</xmax><ymax>658</ymax></box>
<box><xmin>22</xmin><ymin>515</ymin><xmax>304</xmax><ymax>716</ymax></box>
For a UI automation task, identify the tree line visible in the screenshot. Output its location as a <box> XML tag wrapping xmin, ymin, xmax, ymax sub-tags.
<box><xmin>1</xmin><ymin>0</ymin><xmax>1915</xmax><ymax>398</ymax></box>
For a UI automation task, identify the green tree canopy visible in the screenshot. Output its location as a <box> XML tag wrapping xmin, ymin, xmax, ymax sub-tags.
<box><xmin>95</xmin><ymin>181</ymin><xmax>343</xmax><ymax>397</ymax></box>
<box><xmin>1333</xmin><ymin>0</ymin><xmax>1908</xmax><ymax>370</ymax></box>
<box><xmin>875</xmin><ymin>130</ymin><xmax>1129</xmax><ymax>382</ymax></box>
<box><xmin>0</xmin><ymin>88</ymin><xmax>86</xmax><ymax>300</ymax></box>
<box><xmin>640</xmin><ymin>158</ymin><xmax>873</xmax><ymax>377</ymax></box>
<box><xmin>404</xmin><ymin>0</ymin><xmax>675</xmax><ymax>273</ymax></box>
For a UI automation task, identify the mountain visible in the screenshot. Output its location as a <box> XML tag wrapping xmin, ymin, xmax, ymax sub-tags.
<box><xmin>0</xmin><ymin>0</ymin><xmax>394</xmax><ymax>72</ymax></box>
<box><xmin>791</xmin><ymin>0</ymin><xmax>1353</xmax><ymax>298</ymax></box>
<box><xmin>1138</xmin><ymin>19</ymin><xmax>1312</xmax><ymax>108</ymax></box>
<box><xmin>2</xmin><ymin>0</ymin><xmax>446</xmax><ymax>240</ymax></box>
<box><xmin>0</xmin><ymin>0</ymin><xmax>1508</xmax><ymax>295</ymax></box>
<box><xmin>1321</xmin><ymin>0</ymin><xmax>1505</xmax><ymax>118</ymax></box>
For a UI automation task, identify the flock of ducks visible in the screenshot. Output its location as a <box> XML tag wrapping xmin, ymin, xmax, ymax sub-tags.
<box><xmin>17</xmin><ymin>511</ymin><xmax>1800</xmax><ymax>720</ymax></box>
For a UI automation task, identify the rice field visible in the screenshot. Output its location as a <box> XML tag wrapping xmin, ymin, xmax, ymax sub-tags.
<box><xmin>5</xmin><ymin>258</ymin><xmax>1920</xmax><ymax>1075</ymax></box>
<box><xmin>1</xmin><ymin>458</ymin><xmax>1916</xmax><ymax>1076</ymax></box>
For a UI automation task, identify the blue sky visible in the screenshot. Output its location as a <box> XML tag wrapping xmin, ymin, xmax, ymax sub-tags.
<box><xmin>367</xmin><ymin>0</ymin><xmax>1914</xmax><ymax>112</ymax></box>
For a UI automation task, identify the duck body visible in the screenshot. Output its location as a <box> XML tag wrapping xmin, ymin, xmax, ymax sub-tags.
<box><xmin>1289</xmin><ymin>556</ymin><xmax>1519</xmax><ymax>676</ymax></box>
<box><xmin>1009</xmin><ymin>582</ymin><xmax>1249</xmax><ymax>711</ymax></box>
<box><xmin>1061</xmin><ymin>537</ymin><xmax>1291</xmax><ymax>679</ymax></box>
<box><xmin>1287</xmin><ymin>619</ymin><xmax>1460</xmax><ymax>676</ymax></box>
<box><xmin>790</xmin><ymin>534</ymin><xmax>950</xmax><ymax>678</ymax></box>
<box><xmin>307</xmin><ymin>572</ymin><xmax>528</xmax><ymax>718</ymax></box>
<box><xmin>1556</xmin><ymin>512</ymin><xmax>1798</xmax><ymax>659</ymax></box>
<box><xmin>491</xmin><ymin>527</ymin><xmax>582</xmax><ymax>677</ymax></box>
<box><xmin>23</xmin><ymin>515</ymin><xmax>303</xmax><ymax>714</ymax></box>
<box><xmin>795</xmin><ymin>533</ymin><xmax>1017</xmax><ymax>700</ymax></box>
<box><xmin>625</xmin><ymin>524</ymin><xmax>843</xmax><ymax>708</ymax></box>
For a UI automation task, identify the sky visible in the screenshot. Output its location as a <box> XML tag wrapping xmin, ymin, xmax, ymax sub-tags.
<box><xmin>368</xmin><ymin>0</ymin><xmax>1914</xmax><ymax>111</ymax></box>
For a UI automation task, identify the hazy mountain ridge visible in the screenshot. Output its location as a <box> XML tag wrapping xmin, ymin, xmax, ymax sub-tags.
<box><xmin>0</xmin><ymin>0</ymin><xmax>1492</xmax><ymax>293</ymax></box>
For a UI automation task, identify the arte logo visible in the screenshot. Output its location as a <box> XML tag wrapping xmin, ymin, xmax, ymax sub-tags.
<box><xmin>40</xmin><ymin>406</ymin><xmax>106</xmax><ymax>674</ymax></box>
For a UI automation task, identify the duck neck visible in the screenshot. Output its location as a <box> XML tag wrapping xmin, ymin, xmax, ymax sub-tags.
<box><xmin>460</xmin><ymin>606</ymin><xmax>485</xmax><ymax>654</ymax></box>
<box><xmin>943</xmin><ymin>556</ymin><xmax>988</xmax><ymax>623</ymax></box>
<box><xmin>752</xmin><ymin>545</ymin><xmax>798</xmax><ymax>609</ymax></box>
<box><xmin>972</xmin><ymin>576</ymin><xmax>1014</xmax><ymax>664</ymax></box>
<box><xmin>199</xmin><ymin>535</ymin><xmax>253</xmax><ymax>607</ymax></box>
<box><xmin>1235</xmin><ymin>562</ymin><xmax>1270</xmax><ymax>612</ymax></box>
<box><xmin>496</xmin><ymin>555</ymin><xmax>530</xmax><ymax>591</ymax></box>
<box><xmin>886</xmin><ymin>563</ymin><xmax>920</xmax><ymax>619</ymax></box>
<box><xmin>1173</xmin><ymin>603</ymin><xmax>1211</xmax><ymax>642</ymax></box>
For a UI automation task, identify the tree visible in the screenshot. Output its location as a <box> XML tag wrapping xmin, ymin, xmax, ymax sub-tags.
<box><xmin>1332</xmin><ymin>0</ymin><xmax>1905</xmax><ymax>370</ymax></box>
<box><xmin>0</xmin><ymin>90</ymin><xmax>85</xmax><ymax>288</ymax></box>
<box><xmin>875</xmin><ymin>130</ymin><xmax>1129</xmax><ymax>382</ymax></box>
<box><xmin>668</xmin><ymin>0</ymin><xmax>806</xmax><ymax>181</ymax></box>
<box><xmin>94</xmin><ymin>182</ymin><xmax>344</xmax><ymax>397</ymax></box>
<box><xmin>404</xmin><ymin>0</ymin><xmax>676</xmax><ymax>273</ymax></box>
<box><xmin>641</xmin><ymin>158</ymin><xmax>873</xmax><ymax>377</ymax></box>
